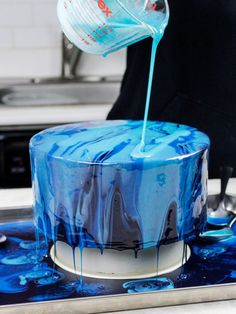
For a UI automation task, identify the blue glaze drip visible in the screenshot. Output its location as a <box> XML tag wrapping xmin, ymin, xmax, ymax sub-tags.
<box><xmin>123</xmin><ymin>278</ymin><xmax>174</xmax><ymax>293</ymax></box>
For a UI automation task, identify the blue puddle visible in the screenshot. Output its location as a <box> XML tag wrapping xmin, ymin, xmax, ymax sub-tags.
<box><xmin>0</xmin><ymin>220</ymin><xmax>236</xmax><ymax>306</ymax></box>
<box><xmin>207</xmin><ymin>214</ymin><xmax>234</xmax><ymax>227</ymax></box>
<box><xmin>123</xmin><ymin>278</ymin><xmax>174</xmax><ymax>293</ymax></box>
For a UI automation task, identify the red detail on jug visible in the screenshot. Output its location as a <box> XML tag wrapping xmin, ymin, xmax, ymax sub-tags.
<box><xmin>151</xmin><ymin>3</ymin><xmax>157</xmax><ymax>10</ymax></box>
<box><xmin>98</xmin><ymin>0</ymin><xmax>112</xmax><ymax>18</ymax></box>
<box><xmin>147</xmin><ymin>1</ymin><xmax>157</xmax><ymax>11</ymax></box>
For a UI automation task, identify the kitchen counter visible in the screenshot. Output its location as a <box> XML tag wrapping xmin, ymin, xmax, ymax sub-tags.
<box><xmin>0</xmin><ymin>103</ymin><xmax>112</xmax><ymax>126</ymax></box>
<box><xmin>0</xmin><ymin>79</ymin><xmax>119</xmax><ymax>126</ymax></box>
<box><xmin>0</xmin><ymin>179</ymin><xmax>236</xmax><ymax>313</ymax></box>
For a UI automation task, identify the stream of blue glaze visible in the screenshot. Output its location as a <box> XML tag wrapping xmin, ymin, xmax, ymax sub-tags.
<box><xmin>140</xmin><ymin>36</ymin><xmax>161</xmax><ymax>150</ymax></box>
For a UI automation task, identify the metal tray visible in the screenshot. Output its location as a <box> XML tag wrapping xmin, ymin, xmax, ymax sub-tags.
<box><xmin>0</xmin><ymin>207</ymin><xmax>236</xmax><ymax>314</ymax></box>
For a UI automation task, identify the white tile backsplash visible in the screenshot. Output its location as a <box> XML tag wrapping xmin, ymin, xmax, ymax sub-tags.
<box><xmin>0</xmin><ymin>28</ymin><xmax>13</xmax><ymax>48</ymax></box>
<box><xmin>0</xmin><ymin>49</ymin><xmax>61</xmax><ymax>77</ymax></box>
<box><xmin>77</xmin><ymin>50</ymin><xmax>126</xmax><ymax>77</ymax></box>
<box><xmin>0</xmin><ymin>3</ymin><xmax>32</xmax><ymax>26</ymax></box>
<box><xmin>32</xmin><ymin>3</ymin><xmax>61</xmax><ymax>26</ymax></box>
<box><xmin>0</xmin><ymin>0</ymin><xmax>126</xmax><ymax>78</ymax></box>
<box><xmin>14</xmin><ymin>27</ymin><xmax>61</xmax><ymax>48</ymax></box>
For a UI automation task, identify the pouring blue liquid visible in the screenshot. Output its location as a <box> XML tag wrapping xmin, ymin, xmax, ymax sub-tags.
<box><xmin>59</xmin><ymin>0</ymin><xmax>170</xmax><ymax>151</ymax></box>
<box><xmin>29</xmin><ymin>0</ymin><xmax>209</xmax><ymax>287</ymax></box>
<box><xmin>130</xmin><ymin>2</ymin><xmax>170</xmax><ymax>155</ymax></box>
<box><xmin>140</xmin><ymin>37</ymin><xmax>160</xmax><ymax>151</ymax></box>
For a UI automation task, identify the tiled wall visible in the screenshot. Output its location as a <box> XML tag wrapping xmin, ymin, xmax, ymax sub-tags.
<box><xmin>0</xmin><ymin>0</ymin><xmax>126</xmax><ymax>78</ymax></box>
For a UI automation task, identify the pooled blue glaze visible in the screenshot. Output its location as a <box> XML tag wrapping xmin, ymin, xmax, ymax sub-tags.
<box><xmin>1</xmin><ymin>221</ymin><xmax>236</xmax><ymax>305</ymax></box>
<box><xmin>230</xmin><ymin>271</ymin><xmax>236</xmax><ymax>278</ymax></box>
<box><xmin>123</xmin><ymin>277</ymin><xmax>174</xmax><ymax>293</ymax></box>
<box><xmin>193</xmin><ymin>246</ymin><xmax>226</xmax><ymax>260</ymax></box>
<box><xmin>200</xmin><ymin>229</ymin><xmax>234</xmax><ymax>243</ymax></box>
<box><xmin>17</xmin><ymin>267</ymin><xmax>64</xmax><ymax>287</ymax></box>
<box><xmin>30</xmin><ymin>120</ymin><xmax>209</xmax><ymax>251</ymax></box>
<box><xmin>19</xmin><ymin>240</ymin><xmax>47</xmax><ymax>250</ymax></box>
<box><xmin>1</xmin><ymin>251</ymin><xmax>42</xmax><ymax>265</ymax></box>
<box><xmin>0</xmin><ymin>267</ymin><xmax>64</xmax><ymax>294</ymax></box>
<box><xmin>29</xmin><ymin>282</ymin><xmax>108</xmax><ymax>301</ymax></box>
<box><xmin>207</xmin><ymin>215</ymin><xmax>234</xmax><ymax>227</ymax></box>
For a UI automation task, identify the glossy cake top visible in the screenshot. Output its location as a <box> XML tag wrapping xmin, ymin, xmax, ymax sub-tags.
<box><xmin>30</xmin><ymin>120</ymin><xmax>210</xmax><ymax>163</ymax></box>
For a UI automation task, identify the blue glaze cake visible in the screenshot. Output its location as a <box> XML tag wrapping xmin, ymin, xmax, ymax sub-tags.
<box><xmin>30</xmin><ymin>120</ymin><xmax>210</xmax><ymax>251</ymax></box>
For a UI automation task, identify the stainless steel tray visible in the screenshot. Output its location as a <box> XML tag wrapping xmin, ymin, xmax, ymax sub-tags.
<box><xmin>0</xmin><ymin>207</ymin><xmax>236</xmax><ymax>314</ymax></box>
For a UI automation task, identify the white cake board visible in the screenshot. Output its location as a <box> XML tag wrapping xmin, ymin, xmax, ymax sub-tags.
<box><xmin>50</xmin><ymin>240</ymin><xmax>190</xmax><ymax>280</ymax></box>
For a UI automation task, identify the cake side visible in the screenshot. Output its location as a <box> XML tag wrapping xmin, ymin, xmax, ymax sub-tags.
<box><xmin>30</xmin><ymin>120</ymin><xmax>210</xmax><ymax>251</ymax></box>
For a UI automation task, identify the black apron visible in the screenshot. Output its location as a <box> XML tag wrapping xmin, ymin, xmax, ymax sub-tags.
<box><xmin>108</xmin><ymin>0</ymin><xmax>236</xmax><ymax>178</ymax></box>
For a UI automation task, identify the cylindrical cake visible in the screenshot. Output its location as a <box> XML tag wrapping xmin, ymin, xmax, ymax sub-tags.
<box><xmin>30</xmin><ymin>120</ymin><xmax>210</xmax><ymax>251</ymax></box>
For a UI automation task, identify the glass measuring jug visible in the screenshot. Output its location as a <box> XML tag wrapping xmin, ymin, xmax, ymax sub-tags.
<box><xmin>57</xmin><ymin>0</ymin><xmax>169</xmax><ymax>55</ymax></box>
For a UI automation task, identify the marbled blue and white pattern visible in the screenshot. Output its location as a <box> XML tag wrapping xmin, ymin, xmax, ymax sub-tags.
<box><xmin>30</xmin><ymin>120</ymin><xmax>210</xmax><ymax>251</ymax></box>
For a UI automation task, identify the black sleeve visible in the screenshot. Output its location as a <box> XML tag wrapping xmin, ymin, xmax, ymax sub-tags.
<box><xmin>108</xmin><ymin>0</ymin><xmax>236</xmax><ymax>178</ymax></box>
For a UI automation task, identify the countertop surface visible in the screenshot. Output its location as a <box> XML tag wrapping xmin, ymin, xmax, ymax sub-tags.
<box><xmin>0</xmin><ymin>79</ymin><xmax>117</xmax><ymax>126</ymax></box>
<box><xmin>0</xmin><ymin>104</ymin><xmax>112</xmax><ymax>126</ymax></box>
<box><xmin>0</xmin><ymin>179</ymin><xmax>236</xmax><ymax>313</ymax></box>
